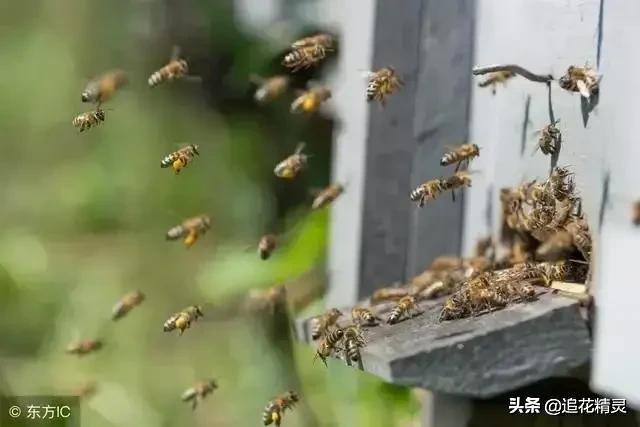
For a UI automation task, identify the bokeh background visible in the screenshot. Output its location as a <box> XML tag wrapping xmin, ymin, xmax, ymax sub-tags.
<box><xmin>0</xmin><ymin>0</ymin><xmax>419</xmax><ymax>425</ymax></box>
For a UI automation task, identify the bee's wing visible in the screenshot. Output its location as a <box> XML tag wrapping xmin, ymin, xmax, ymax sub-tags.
<box><xmin>294</xmin><ymin>142</ymin><xmax>306</xmax><ymax>154</ymax></box>
<box><xmin>576</xmin><ymin>80</ymin><xmax>591</xmax><ymax>99</ymax></box>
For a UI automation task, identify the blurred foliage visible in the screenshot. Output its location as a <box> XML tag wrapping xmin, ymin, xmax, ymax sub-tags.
<box><xmin>0</xmin><ymin>0</ymin><xmax>418</xmax><ymax>426</ymax></box>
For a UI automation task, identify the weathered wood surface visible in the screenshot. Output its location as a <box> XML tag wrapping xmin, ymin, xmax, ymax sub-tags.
<box><xmin>295</xmin><ymin>292</ymin><xmax>591</xmax><ymax>398</ymax></box>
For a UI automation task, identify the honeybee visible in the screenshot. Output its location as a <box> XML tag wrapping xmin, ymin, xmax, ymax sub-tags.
<box><xmin>370</xmin><ymin>286</ymin><xmax>409</xmax><ymax>304</ymax></box>
<box><xmin>258</xmin><ymin>234</ymin><xmax>278</xmax><ymax>260</ymax></box>
<box><xmin>290</xmin><ymin>85</ymin><xmax>332</xmax><ymax>114</ymax></box>
<box><xmin>477</xmin><ymin>70</ymin><xmax>515</xmax><ymax>94</ymax></box>
<box><xmin>181</xmin><ymin>379</ymin><xmax>217</xmax><ymax>410</ymax></box>
<box><xmin>166</xmin><ymin>215</ymin><xmax>211</xmax><ymax>248</ymax></box>
<box><xmin>365</xmin><ymin>66</ymin><xmax>403</xmax><ymax>105</ymax></box>
<box><xmin>410</xmin><ymin>178</ymin><xmax>447</xmax><ymax>207</ymax></box>
<box><xmin>81</xmin><ymin>69</ymin><xmax>127</xmax><ymax>106</ymax></box>
<box><xmin>558</xmin><ymin>65</ymin><xmax>600</xmax><ymax>99</ymax></box>
<box><xmin>633</xmin><ymin>201</ymin><xmax>640</xmax><ymax>226</ymax></box>
<box><xmin>274</xmin><ymin>143</ymin><xmax>308</xmax><ymax>179</ymax></box>
<box><xmin>111</xmin><ymin>290</ymin><xmax>145</xmax><ymax>321</ymax></box>
<box><xmin>443</xmin><ymin>171</ymin><xmax>473</xmax><ymax>201</ymax></box>
<box><xmin>310</xmin><ymin>308</ymin><xmax>342</xmax><ymax>340</ymax></box>
<box><xmin>564</xmin><ymin>218</ymin><xmax>592</xmax><ymax>261</ymax></box>
<box><xmin>343</xmin><ymin>325</ymin><xmax>366</xmax><ymax>364</ymax></box>
<box><xmin>251</xmin><ymin>75</ymin><xmax>289</xmax><ymax>104</ymax></box>
<box><xmin>536</xmin><ymin>120</ymin><xmax>561</xmax><ymax>155</ymax></box>
<box><xmin>440</xmin><ymin>143</ymin><xmax>480</xmax><ymax>171</ymax></box>
<box><xmin>312</xmin><ymin>184</ymin><xmax>344</xmax><ymax>209</ymax></box>
<box><xmin>263</xmin><ymin>391</ymin><xmax>299</xmax><ymax>426</ymax></box>
<box><xmin>351</xmin><ymin>306</ymin><xmax>380</xmax><ymax>326</ymax></box>
<box><xmin>72</xmin><ymin>109</ymin><xmax>106</xmax><ymax>132</ymax></box>
<box><xmin>314</xmin><ymin>328</ymin><xmax>344</xmax><ymax>366</ymax></box>
<box><xmin>66</xmin><ymin>339</ymin><xmax>103</xmax><ymax>356</ymax></box>
<box><xmin>386</xmin><ymin>295</ymin><xmax>421</xmax><ymax>324</ymax></box>
<box><xmin>148</xmin><ymin>47</ymin><xmax>189</xmax><ymax>88</ymax></box>
<box><xmin>160</xmin><ymin>144</ymin><xmax>200</xmax><ymax>174</ymax></box>
<box><xmin>283</xmin><ymin>44</ymin><xmax>331</xmax><ymax>72</ymax></box>
<box><xmin>291</xmin><ymin>33</ymin><xmax>334</xmax><ymax>50</ymax></box>
<box><xmin>163</xmin><ymin>305</ymin><xmax>204</xmax><ymax>335</ymax></box>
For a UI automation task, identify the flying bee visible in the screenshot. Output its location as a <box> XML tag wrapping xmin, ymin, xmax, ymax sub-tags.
<box><xmin>440</xmin><ymin>143</ymin><xmax>480</xmax><ymax>172</ymax></box>
<box><xmin>72</xmin><ymin>108</ymin><xmax>106</xmax><ymax>132</ymax></box>
<box><xmin>633</xmin><ymin>201</ymin><xmax>640</xmax><ymax>226</ymax></box>
<box><xmin>386</xmin><ymin>295</ymin><xmax>421</xmax><ymax>324</ymax></box>
<box><xmin>81</xmin><ymin>69</ymin><xmax>127</xmax><ymax>106</ymax></box>
<box><xmin>257</xmin><ymin>234</ymin><xmax>278</xmax><ymax>260</ymax></box>
<box><xmin>314</xmin><ymin>328</ymin><xmax>345</xmax><ymax>366</ymax></box>
<box><xmin>558</xmin><ymin>65</ymin><xmax>600</xmax><ymax>99</ymax></box>
<box><xmin>290</xmin><ymin>85</ymin><xmax>332</xmax><ymax>114</ymax></box>
<box><xmin>111</xmin><ymin>290</ymin><xmax>145</xmax><ymax>321</ymax></box>
<box><xmin>148</xmin><ymin>46</ymin><xmax>189</xmax><ymax>87</ymax></box>
<box><xmin>410</xmin><ymin>178</ymin><xmax>447</xmax><ymax>207</ymax></box>
<box><xmin>365</xmin><ymin>66</ymin><xmax>403</xmax><ymax>105</ymax></box>
<box><xmin>310</xmin><ymin>308</ymin><xmax>342</xmax><ymax>340</ymax></box>
<box><xmin>312</xmin><ymin>184</ymin><xmax>344</xmax><ymax>209</ymax></box>
<box><xmin>443</xmin><ymin>171</ymin><xmax>473</xmax><ymax>201</ymax></box>
<box><xmin>166</xmin><ymin>215</ymin><xmax>211</xmax><ymax>248</ymax></box>
<box><xmin>535</xmin><ymin>120</ymin><xmax>562</xmax><ymax>155</ymax></box>
<box><xmin>66</xmin><ymin>339</ymin><xmax>103</xmax><ymax>356</ymax></box>
<box><xmin>251</xmin><ymin>75</ymin><xmax>289</xmax><ymax>104</ymax></box>
<box><xmin>477</xmin><ymin>70</ymin><xmax>515</xmax><ymax>94</ymax></box>
<box><xmin>163</xmin><ymin>305</ymin><xmax>204</xmax><ymax>335</ymax></box>
<box><xmin>351</xmin><ymin>307</ymin><xmax>380</xmax><ymax>326</ymax></box>
<box><xmin>291</xmin><ymin>33</ymin><xmax>334</xmax><ymax>50</ymax></box>
<box><xmin>181</xmin><ymin>379</ymin><xmax>217</xmax><ymax>410</ymax></box>
<box><xmin>263</xmin><ymin>391</ymin><xmax>299</xmax><ymax>426</ymax></box>
<box><xmin>274</xmin><ymin>143</ymin><xmax>308</xmax><ymax>179</ymax></box>
<box><xmin>160</xmin><ymin>144</ymin><xmax>200</xmax><ymax>174</ymax></box>
<box><xmin>283</xmin><ymin>44</ymin><xmax>331</xmax><ymax>72</ymax></box>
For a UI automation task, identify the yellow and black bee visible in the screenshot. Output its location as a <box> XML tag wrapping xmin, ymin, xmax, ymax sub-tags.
<box><xmin>366</xmin><ymin>67</ymin><xmax>403</xmax><ymax>105</ymax></box>
<box><xmin>440</xmin><ymin>143</ymin><xmax>480</xmax><ymax>171</ymax></box>
<box><xmin>477</xmin><ymin>70</ymin><xmax>515</xmax><ymax>94</ymax></box>
<box><xmin>257</xmin><ymin>234</ymin><xmax>278</xmax><ymax>260</ymax></box>
<box><xmin>160</xmin><ymin>144</ymin><xmax>200</xmax><ymax>174</ymax></box>
<box><xmin>274</xmin><ymin>143</ymin><xmax>308</xmax><ymax>179</ymax></box>
<box><xmin>410</xmin><ymin>178</ymin><xmax>447</xmax><ymax>207</ymax></box>
<box><xmin>181</xmin><ymin>379</ymin><xmax>217</xmax><ymax>410</ymax></box>
<box><xmin>290</xmin><ymin>85</ymin><xmax>332</xmax><ymax>114</ymax></box>
<box><xmin>163</xmin><ymin>305</ymin><xmax>204</xmax><ymax>335</ymax></box>
<box><xmin>282</xmin><ymin>45</ymin><xmax>331</xmax><ymax>73</ymax></box>
<box><xmin>443</xmin><ymin>171</ymin><xmax>473</xmax><ymax>201</ymax></box>
<box><xmin>263</xmin><ymin>391</ymin><xmax>299</xmax><ymax>426</ymax></box>
<box><xmin>66</xmin><ymin>339</ymin><xmax>103</xmax><ymax>356</ymax></box>
<box><xmin>72</xmin><ymin>109</ymin><xmax>106</xmax><ymax>132</ymax></box>
<box><xmin>312</xmin><ymin>184</ymin><xmax>344</xmax><ymax>210</ymax></box>
<box><xmin>342</xmin><ymin>325</ymin><xmax>366</xmax><ymax>364</ymax></box>
<box><xmin>291</xmin><ymin>33</ymin><xmax>334</xmax><ymax>50</ymax></box>
<box><xmin>166</xmin><ymin>215</ymin><xmax>211</xmax><ymax>248</ymax></box>
<box><xmin>351</xmin><ymin>307</ymin><xmax>379</xmax><ymax>326</ymax></box>
<box><xmin>386</xmin><ymin>295</ymin><xmax>421</xmax><ymax>324</ymax></box>
<box><xmin>310</xmin><ymin>308</ymin><xmax>342</xmax><ymax>340</ymax></box>
<box><xmin>81</xmin><ymin>69</ymin><xmax>127</xmax><ymax>106</ymax></box>
<box><xmin>111</xmin><ymin>290</ymin><xmax>145</xmax><ymax>321</ymax></box>
<box><xmin>314</xmin><ymin>328</ymin><xmax>344</xmax><ymax>366</ymax></box>
<box><xmin>148</xmin><ymin>46</ymin><xmax>189</xmax><ymax>87</ymax></box>
<box><xmin>558</xmin><ymin>65</ymin><xmax>600</xmax><ymax>99</ymax></box>
<box><xmin>536</xmin><ymin>120</ymin><xmax>561</xmax><ymax>156</ymax></box>
<box><xmin>251</xmin><ymin>75</ymin><xmax>290</xmax><ymax>104</ymax></box>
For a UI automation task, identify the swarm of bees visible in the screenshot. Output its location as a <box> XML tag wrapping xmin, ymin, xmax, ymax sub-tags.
<box><xmin>558</xmin><ymin>64</ymin><xmax>600</xmax><ymax>99</ymax></box>
<box><xmin>365</xmin><ymin>66</ymin><xmax>403</xmax><ymax>105</ymax></box>
<box><xmin>166</xmin><ymin>214</ymin><xmax>211</xmax><ymax>248</ymax></box>
<box><xmin>111</xmin><ymin>290</ymin><xmax>145</xmax><ymax>321</ymax></box>
<box><xmin>263</xmin><ymin>391</ymin><xmax>299</xmax><ymax>426</ymax></box>
<box><xmin>66</xmin><ymin>339</ymin><xmax>103</xmax><ymax>356</ymax></box>
<box><xmin>181</xmin><ymin>379</ymin><xmax>217</xmax><ymax>410</ymax></box>
<box><xmin>161</xmin><ymin>144</ymin><xmax>200</xmax><ymax>174</ymax></box>
<box><xmin>477</xmin><ymin>70</ymin><xmax>515</xmax><ymax>94</ymax></box>
<box><xmin>163</xmin><ymin>305</ymin><xmax>204</xmax><ymax>335</ymax></box>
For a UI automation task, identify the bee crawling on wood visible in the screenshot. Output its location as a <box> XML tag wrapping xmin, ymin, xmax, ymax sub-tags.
<box><xmin>251</xmin><ymin>75</ymin><xmax>290</xmax><ymax>104</ymax></box>
<box><xmin>111</xmin><ymin>290</ymin><xmax>145</xmax><ymax>321</ymax></box>
<box><xmin>351</xmin><ymin>306</ymin><xmax>380</xmax><ymax>326</ymax></box>
<box><xmin>72</xmin><ymin>108</ymin><xmax>106</xmax><ymax>132</ymax></box>
<box><xmin>283</xmin><ymin>34</ymin><xmax>334</xmax><ymax>72</ymax></box>
<box><xmin>163</xmin><ymin>305</ymin><xmax>204</xmax><ymax>335</ymax></box>
<box><xmin>386</xmin><ymin>295</ymin><xmax>422</xmax><ymax>324</ymax></box>
<box><xmin>365</xmin><ymin>66</ymin><xmax>403</xmax><ymax>105</ymax></box>
<box><xmin>181</xmin><ymin>379</ymin><xmax>217</xmax><ymax>410</ymax></box>
<box><xmin>148</xmin><ymin>46</ymin><xmax>189</xmax><ymax>88</ymax></box>
<box><xmin>535</xmin><ymin>120</ymin><xmax>562</xmax><ymax>156</ymax></box>
<box><xmin>312</xmin><ymin>183</ymin><xmax>344</xmax><ymax>210</ymax></box>
<box><xmin>66</xmin><ymin>339</ymin><xmax>103</xmax><ymax>356</ymax></box>
<box><xmin>310</xmin><ymin>308</ymin><xmax>342</xmax><ymax>340</ymax></box>
<box><xmin>263</xmin><ymin>391</ymin><xmax>299</xmax><ymax>426</ymax></box>
<box><xmin>477</xmin><ymin>70</ymin><xmax>515</xmax><ymax>94</ymax></box>
<box><xmin>440</xmin><ymin>143</ymin><xmax>480</xmax><ymax>172</ymax></box>
<box><xmin>558</xmin><ymin>64</ymin><xmax>600</xmax><ymax>99</ymax></box>
<box><xmin>166</xmin><ymin>215</ymin><xmax>211</xmax><ymax>248</ymax></box>
<box><xmin>314</xmin><ymin>328</ymin><xmax>344</xmax><ymax>366</ymax></box>
<box><xmin>81</xmin><ymin>69</ymin><xmax>127</xmax><ymax>106</ymax></box>
<box><xmin>274</xmin><ymin>143</ymin><xmax>309</xmax><ymax>179</ymax></box>
<box><xmin>160</xmin><ymin>144</ymin><xmax>200</xmax><ymax>174</ymax></box>
<box><xmin>290</xmin><ymin>84</ymin><xmax>331</xmax><ymax>114</ymax></box>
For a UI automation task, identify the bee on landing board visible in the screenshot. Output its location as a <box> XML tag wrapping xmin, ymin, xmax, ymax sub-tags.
<box><xmin>386</xmin><ymin>295</ymin><xmax>421</xmax><ymax>324</ymax></box>
<box><xmin>314</xmin><ymin>328</ymin><xmax>344</xmax><ymax>366</ymax></box>
<box><xmin>290</xmin><ymin>85</ymin><xmax>332</xmax><ymax>114</ymax></box>
<box><xmin>163</xmin><ymin>305</ymin><xmax>204</xmax><ymax>335</ymax></box>
<box><xmin>440</xmin><ymin>143</ymin><xmax>480</xmax><ymax>172</ymax></box>
<box><xmin>148</xmin><ymin>46</ymin><xmax>189</xmax><ymax>88</ymax></box>
<box><xmin>181</xmin><ymin>379</ymin><xmax>217</xmax><ymax>410</ymax></box>
<box><xmin>166</xmin><ymin>215</ymin><xmax>211</xmax><ymax>248</ymax></box>
<box><xmin>263</xmin><ymin>391</ymin><xmax>299</xmax><ymax>426</ymax></box>
<box><xmin>312</xmin><ymin>184</ymin><xmax>344</xmax><ymax>210</ymax></box>
<box><xmin>477</xmin><ymin>70</ymin><xmax>515</xmax><ymax>94</ymax></box>
<box><xmin>535</xmin><ymin>120</ymin><xmax>562</xmax><ymax>156</ymax></box>
<box><xmin>160</xmin><ymin>144</ymin><xmax>199</xmax><ymax>174</ymax></box>
<box><xmin>342</xmin><ymin>324</ymin><xmax>367</xmax><ymax>364</ymax></box>
<box><xmin>81</xmin><ymin>69</ymin><xmax>127</xmax><ymax>106</ymax></box>
<box><xmin>274</xmin><ymin>143</ymin><xmax>308</xmax><ymax>179</ymax></box>
<box><xmin>558</xmin><ymin>64</ymin><xmax>600</xmax><ymax>99</ymax></box>
<box><xmin>72</xmin><ymin>108</ymin><xmax>106</xmax><ymax>132</ymax></box>
<box><xmin>251</xmin><ymin>75</ymin><xmax>290</xmax><ymax>104</ymax></box>
<box><xmin>66</xmin><ymin>339</ymin><xmax>103</xmax><ymax>356</ymax></box>
<box><xmin>365</xmin><ymin>66</ymin><xmax>403</xmax><ymax>105</ymax></box>
<box><xmin>111</xmin><ymin>290</ymin><xmax>145</xmax><ymax>321</ymax></box>
<box><xmin>351</xmin><ymin>307</ymin><xmax>380</xmax><ymax>326</ymax></box>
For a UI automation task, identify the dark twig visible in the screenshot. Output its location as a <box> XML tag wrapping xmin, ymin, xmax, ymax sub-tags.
<box><xmin>473</xmin><ymin>64</ymin><xmax>553</xmax><ymax>83</ymax></box>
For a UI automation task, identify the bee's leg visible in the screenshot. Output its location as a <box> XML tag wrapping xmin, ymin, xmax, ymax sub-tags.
<box><xmin>455</xmin><ymin>161</ymin><xmax>462</xmax><ymax>173</ymax></box>
<box><xmin>451</xmin><ymin>190</ymin><xmax>456</xmax><ymax>203</ymax></box>
<box><xmin>191</xmin><ymin>399</ymin><xmax>197</xmax><ymax>411</ymax></box>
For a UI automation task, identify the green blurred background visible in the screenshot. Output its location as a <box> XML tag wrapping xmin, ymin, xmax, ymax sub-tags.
<box><xmin>0</xmin><ymin>0</ymin><xmax>419</xmax><ymax>425</ymax></box>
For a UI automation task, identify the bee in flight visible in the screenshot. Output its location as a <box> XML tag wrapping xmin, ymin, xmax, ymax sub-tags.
<box><xmin>166</xmin><ymin>215</ymin><xmax>211</xmax><ymax>248</ymax></box>
<box><xmin>443</xmin><ymin>171</ymin><xmax>473</xmax><ymax>201</ymax></box>
<box><xmin>410</xmin><ymin>178</ymin><xmax>447</xmax><ymax>207</ymax></box>
<box><xmin>440</xmin><ymin>143</ymin><xmax>480</xmax><ymax>171</ymax></box>
<box><xmin>386</xmin><ymin>295</ymin><xmax>421</xmax><ymax>324</ymax></box>
<box><xmin>81</xmin><ymin>69</ymin><xmax>127</xmax><ymax>106</ymax></box>
<box><xmin>251</xmin><ymin>75</ymin><xmax>290</xmax><ymax>104</ymax></box>
<box><xmin>558</xmin><ymin>64</ymin><xmax>600</xmax><ymax>99</ymax></box>
<box><xmin>148</xmin><ymin>46</ymin><xmax>189</xmax><ymax>88</ymax></box>
<box><xmin>111</xmin><ymin>290</ymin><xmax>145</xmax><ymax>321</ymax></box>
<box><xmin>181</xmin><ymin>379</ymin><xmax>217</xmax><ymax>410</ymax></box>
<box><xmin>314</xmin><ymin>328</ymin><xmax>344</xmax><ymax>366</ymax></box>
<box><xmin>160</xmin><ymin>144</ymin><xmax>200</xmax><ymax>174</ymax></box>
<box><xmin>290</xmin><ymin>85</ymin><xmax>332</xmax><ymax>114</ymax></box>
<box><xmin>283</xmin><ymin>33</ymin><xmax>334</xmax><ymax>72</ymax></box>
<box><xmin>263</xmin><ymin>391</ymin><xmax>299</xmax><ymax>426</ymax></box>
<box><xmin>66</xmin><ymin>339</ymin><xmax>103</xmax><ymax>356</ymax></box>
<box><xmin>312</xmin><ymin>183</ymin><xmax>344</xmax><ymax>209</ymax></box>
<box><xmin>351</xmin><ymin>307</ymin><xmax>380</xmax><ymax>326</ymax></box>
<box><xmin>72</xmin><ymin>108</ymin><xmax>106</xmax><ymax>132</ymax></box>
<box><xmin>477</xmin><ymin>70</ymin><xmax>515</xmax><ymax>95</ymax></box>
<box><xmin>365</xmin><ymin>66</ymin><xmax>403</xmax><ymax>105</ymax></box>
<box><xmin>163</xmin><ymin>305</ymin><xmax>204</xmax><ymax>335</ymax></box>
<box><xmin>535</xmin><ymin>120</ymin><xmax>561</xmax><ymax>156</ymax></box>
<box><xmin>291</xmin><ymin>33</ymin><xmax>335</xmax><ymax>50</ymax></box>
<box><xmin>274</xmin><ymin>143</ymin><xmax>308</xmax><ymax>179</ymax></box>
<box><xmin>257</xmin><ymin>234</ymin><xmax>278</xmax><ymax>260</ymax></box>
<box><xmin>310</xmin><ymin>308</ymin><xmax>342</xmax><ymax>340</ymax></box>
